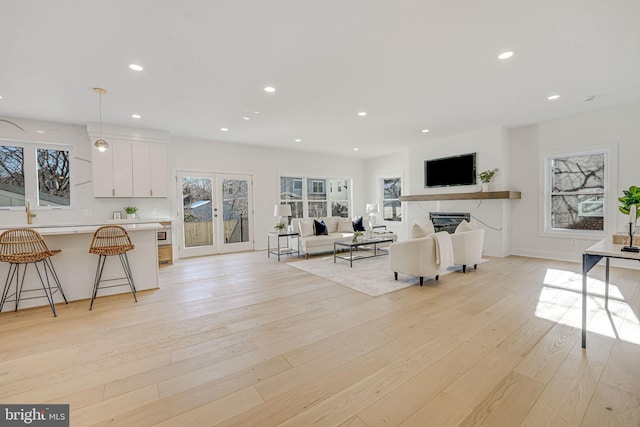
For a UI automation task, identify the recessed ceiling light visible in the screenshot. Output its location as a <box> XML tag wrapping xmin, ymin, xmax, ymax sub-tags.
<box><xmin>295</xmin><ymin>138</ymin><xmax>302</xmax><ymax>142</ymax></box>
<box><xmin>498</xmin><ymin>51</ymin><xmax>514</xmax><ymax>60</ymax></box>
<box><xmin>128</xmin><ymin>64</ymin><xmax>144</xmax><ymax>71</ymax></box>
<box><xmin>353</xmin><ymin>148</ymin><xmax>359</xmax><ymax>151</ymax></box>
<box><xmin>547</xmin><ymin>94</ymin><xmax>560</xmax><ymax>100</ymax></box>
<box><xmin>264</xmin><ymin>86</ymin><xmax>276</xmax><ymax>93</ymax></box>
<box><xmin>35</xmin><ymin>130</ymin><xmax>45</xmax><ymax>134</ymax></box>
<box><xmin>421</xmin><ymin>129</ymin><xmax>430</xmax><ymax>133</ymax></box>
<box><xmin>242</xmin><ymin>116</ymin><xmax>251</xmax><ymax>121</ymax></box>
<box><xmin>0</xmin><ymin>95</ymin><xmax>3</xmax><ymax>99</ymax></box>
<box><xmin>253</xmin><ymin>111</ymin><xmax>260</xmax><ymax>114</ymax></box>
<box><xmin>221</xmin><ymin>127</ymin><xmax>229</xmax><ymax>132</ymax></box>
<box><xmin>357</xmin><ymin>111</ymin><xmax>367</xmax><ymax>117</ymax></box>
<box><xmin>131</xmin><ymin>114</ymin><xmax>141</xmax><ymax>119</ymax></box>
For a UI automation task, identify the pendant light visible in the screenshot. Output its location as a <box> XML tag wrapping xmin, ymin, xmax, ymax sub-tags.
<box><xmin>93</xmin><ymin>87</ymin><xmax>109</xmax><ymax>152</ymax></box>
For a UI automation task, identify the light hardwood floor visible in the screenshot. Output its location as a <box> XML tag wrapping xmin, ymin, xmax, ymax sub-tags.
<box><xmin>1</xmin><ymin>251</ymin><xmax>639</xmax><ymax>426</ymax></box>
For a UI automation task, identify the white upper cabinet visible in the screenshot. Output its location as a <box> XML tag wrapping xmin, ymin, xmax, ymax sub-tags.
<box><xmin>88</xmin><ymin>123</ymin><xmax>169</xmax><ymax>198</ymax></box>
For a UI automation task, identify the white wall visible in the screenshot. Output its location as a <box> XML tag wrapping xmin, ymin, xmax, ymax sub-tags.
<box><xmin>169</xmin><ymin>135</ymin><xmax>366</xmax><ymax>250</ymax></box>
<box><xmin>509</xmin><ymin>100</ymin><xmax>640</xmax><ymax>262</ymax></box>
<box><xmin>364</xmin><ymin>127</ymin><xmax>513</xmax><ymax>255</ymax></box>
<box><xmin>0</xmin><ymin>116</ymin><xmax>365</xmax><ymax>253</ymax></box>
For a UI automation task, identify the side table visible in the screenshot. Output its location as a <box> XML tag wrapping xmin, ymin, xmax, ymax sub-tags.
<box><xmin>267</xmin><ymin>232</ymin><xmax>301</xmax><ymax>261</ymax></box>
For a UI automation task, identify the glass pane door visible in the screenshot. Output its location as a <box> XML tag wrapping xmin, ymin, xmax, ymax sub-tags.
<box><xmin>179</xmin><ymin>174</ymin><xmax>216</xmax><ymax>258</ymax></box>
<box><xmin>218</xmin><ymin>174</ymin><xmax>253</xmax><ymax>253</ymax></box>
<box><xmin>177</xmin><ymin>172</ymin><xmax>253</xmax><ymax>258</ymax></box>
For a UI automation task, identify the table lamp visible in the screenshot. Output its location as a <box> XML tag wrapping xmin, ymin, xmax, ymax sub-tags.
<box><xmin>621</xmin><ymin>204</ymin><xmax>639</xmax><ymax>252</ymax></box>
<box><xmin>274</xmin><ymin>204</ymin><xmax>292</xmax><ymax>231</ymax></box>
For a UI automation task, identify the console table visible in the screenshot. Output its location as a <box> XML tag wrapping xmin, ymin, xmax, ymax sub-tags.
<box><xmin>581</xmin><ymin>238</ymin><xmax>640</xmax><ymax>348</ymax></box>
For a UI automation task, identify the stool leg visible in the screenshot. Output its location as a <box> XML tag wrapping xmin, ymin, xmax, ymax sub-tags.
<box><xmin>15</xmin><ymin>264</ymin><xmax>28</xmax><ymax>311</ymax></box>
<box><xmin>0</xmin><ymin>263</ymin><xmax>19</xmax><ymax>313</ymax></box>
<box><xmin>119</xmin><ymin>253</ymin><xmax>137</xmax><ymax>302</ymax></box>
<box><xmin>90</xmin><ymin>255</ymin><xmax>107</xmax><ymax>310</ymax></box>
<box><xmin>33</xmin><ymin>261</ymin><xmax>57</xmax><ymax>317</ymax></box>
<box><xmin>44</xmin><ymin>257</ymin><xmax>68</xmax><ymax>304</ymax></box>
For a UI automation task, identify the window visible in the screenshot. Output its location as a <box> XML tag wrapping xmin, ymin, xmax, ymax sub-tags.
<box><xmin>0</xmin><ymin>145</ymin><xmax>25</xmax><ymax>207</ymax></box>
<box><xmin>280</xmin><ymin>175</ymin><xmax>351</xmax><ymax>218</ymax></box>
<box><xmin>1</xmin><ymin>142</ymin><xmax>71</xmax><ymax>208</ymax></box>
<box><xmin>546</xmin><ymin>150</ymin><xmax>606</xmax><ymax>233</ymax></box>
<box><xmin>382</xmin><ymin>177</ymin><xmax>402</xmax><ymax>222</ymax></box>
<box><xmin>37</xmin><ymin>148</ymin><xmax>71</xmax><ymax>206</ymax></box>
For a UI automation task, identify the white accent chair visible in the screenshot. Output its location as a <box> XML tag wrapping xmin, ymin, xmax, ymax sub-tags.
<box><xmin>389</xmin><ymin>233</ymin><xmax>453</xmax><ymax>286</ymax></box>
<box><xmin>450</xmin><ymin>228</ymin><xmax>485</xmax><ymax>273</ymax></box>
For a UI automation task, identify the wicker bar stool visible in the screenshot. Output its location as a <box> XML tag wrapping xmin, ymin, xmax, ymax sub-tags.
<box><xmin>88</xmin><ymin>225</ymin><xmax>137</xmax><ymax>310</ymax></box>
<box><xmin>0</xmin><ymin>228</ymin><xmax>68</xmax><ymax>316</ymax></box>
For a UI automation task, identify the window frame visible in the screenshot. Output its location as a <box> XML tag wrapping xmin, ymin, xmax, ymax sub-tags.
<box><xmin>0</xmin><ymin>139</ymin><xmax>74</xmax><ymax>210</ymax></box>
<box><xmin>378</xmin><ymin>173</ymin><xmax>403</xmax><ymax>224</ymax></box>
<box><xmin>541</xmin><ymin>145</ymin><xmax>615</xmax><ymax>240</ymax></box>
<box><xmin>279</xmin><ymin>174</ymin><xmax>352</xmax><ymax>219</ymax></box>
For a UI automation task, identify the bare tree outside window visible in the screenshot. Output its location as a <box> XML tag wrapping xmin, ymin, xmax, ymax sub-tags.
<box><xmin>37</xmin><ymin>148</ymin><xmax>70</xmax><ymax>206</ymax></box>
<box><xmin>0</xmin><ymin>145</ymin><xmax>25</xmax><ymax>207</ymax></box>
<box><xmin>550</xmin><ymin>152</ymin><xmax>605</xmax><ymax>231</ymax></box>
<box><xmin>383</xmin><ymin>177</ymin><xmax>401</xmax><ymax>221</ymax></box>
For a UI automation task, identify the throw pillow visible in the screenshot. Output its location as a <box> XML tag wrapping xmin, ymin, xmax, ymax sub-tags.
<box><xmin>410</xmin><ymin>220</ymin><xmax>435</xmax><ymax>239</ymax></box>
<box><xmin>337</xmin><ymin>217</ymin><xmax>354</xmax><ymax>233</ymax></box>
<box><xmin>455</xmin><ymin>219</ymin><xmax>476</xmax><ymax>233</ymax></box>
<box><xmin>299</xmin><ymin>219</ymin><xmax>315</xmax><ymax>237</ymax></box>
<box><xmin>352</xmin><ymin>216</ymin><xmax>365</xmax><ymax>232</ymax></box>
<box><xmin>314</xmin><ymin>219</ymin><xmax>329</xmax><ymax>236</ymax></box>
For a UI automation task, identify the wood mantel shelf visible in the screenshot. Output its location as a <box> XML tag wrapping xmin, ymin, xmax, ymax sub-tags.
<box><xmin>399</xmin><ymin>191</ymin><xmax>521</xmax><ymax>202</ymax></box>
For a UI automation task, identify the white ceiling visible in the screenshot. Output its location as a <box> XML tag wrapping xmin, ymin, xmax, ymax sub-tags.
<box><xmin>2</xmin><ymin>0</ymin><xmax>640</xmax><ymax>159</ymax></box>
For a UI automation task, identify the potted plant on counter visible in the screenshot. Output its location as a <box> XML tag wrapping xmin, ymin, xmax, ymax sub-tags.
<box><xmin>478</xmin><ymin>168</ymin><xmax>498</xmax><ymax>192</ymax></box>
<box><xmin>124</xmin><ymin>206</ymin><xmax>138</xmax><ymax>220</ymax></box>
<box><xmin>619</xmin><ymin>185</ymin><xmax>640</xmax><ymax>224</ymax></box>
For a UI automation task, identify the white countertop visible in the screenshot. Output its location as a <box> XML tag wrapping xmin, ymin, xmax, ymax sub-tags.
<box><xmin>0</xmin><ymin>222</ymin><xmax>163</xmax><ymax>236</ymax></box>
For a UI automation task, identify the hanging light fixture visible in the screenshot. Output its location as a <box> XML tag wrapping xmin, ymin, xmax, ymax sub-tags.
<box><xmin>93</xmin><ymin>87</ymin><xmax>109</xmax><ymax>152</ymax></box>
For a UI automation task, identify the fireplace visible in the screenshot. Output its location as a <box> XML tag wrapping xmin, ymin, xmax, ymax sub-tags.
<box><xmin>429</xmin><ymin>212</ymin><xmax>470</xmax><ymax>233</ymax></box>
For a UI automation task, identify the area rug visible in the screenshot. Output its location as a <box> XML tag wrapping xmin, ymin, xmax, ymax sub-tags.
<box><xmin>289</xmin><ymin>254</ymin><xmax>483</xmax><ymax>297</ymax></box>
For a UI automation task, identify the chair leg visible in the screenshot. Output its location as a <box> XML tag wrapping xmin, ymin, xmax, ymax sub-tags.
<box><xmin>15</xmin><ymin>264</ymin><xmax>28</xmax><ymax>311</ymax></box>
<box><xmin>33</xmin><ymin>261</ymin><xmax>57</xmax><ymax>317</ymax></box>
<box><xmin>474</xmin><ymin>264</ymin><xmax>478</xmax><ymax>270</ymax></box>
<box><xmin>90</xmin><ymin>255</ymin><xmax>107</xmax><ymax>310</ymax></box>
<box><xmin>435</xmin><ymin>275</ymin><xmax>439</xmax><ymax>281</ymax></box>
<box><xmin>394</xmin><ymin>272</ymin><xmax>398</xmax><ymax>281</ymax></box>
<box><xmin>119</xmin><ymin>253</ymin><xmax>137</xmax><ymax>302</ymax></box>
<box><xmin>0</xmin><ymin>263</ymin><xmax>18</xmax><ymax>313</ymax></box>
<box><xmin>419</xmin><ymin>277</ymin><xmax>423</xmax><ymax>286</ymax></box>
<box><xmin>462</xmin><ymin>265</ymin><xmax>467</xmax><ymax>273</ymax></box>
<box><xmin>44</xmin><ymin>257</ymin><xmax>68</xmax><ymax>304</ymax></box>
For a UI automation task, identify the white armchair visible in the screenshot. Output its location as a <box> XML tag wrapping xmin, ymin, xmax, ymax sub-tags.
<box><xmin>389</xmin><ymin>234</ymin><xmax>452</xmax><ymax>286</ymax></box>
<box><xmin>450</xmin><ymin>228</ymin><xmax>485</xmax><ymax>273</ymax></box>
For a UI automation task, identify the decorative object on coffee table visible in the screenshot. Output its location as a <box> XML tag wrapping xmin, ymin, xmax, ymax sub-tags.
<box><xmin>352</xmin><ymin>230</ymin><xmax>363</xmax><ymax>243</ymax></box>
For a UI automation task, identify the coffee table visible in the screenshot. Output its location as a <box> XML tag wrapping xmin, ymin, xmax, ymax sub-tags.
<box><xmin>334</xmin><ymin>237</ymin><xmax>394</xmax><ymax>267</ymax></box>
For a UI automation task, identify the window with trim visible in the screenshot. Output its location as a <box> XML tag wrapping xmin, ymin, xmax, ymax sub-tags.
<box><xmin>1</xmin><ymin>143</ymin><xmax>71</xmax><ymax>208</ymax></box>
<box><xmin>382</xmin><ymin>177</ymin><xmax>402</xmax><ymax>221</ymax></box>
<box><xmin>280</xmin><ymin>176</ymin><xmax>350</xmax><ymax>218</ymax></box>
<box><xmin>546</xmin><ymin>151</ymin><xmax>606</xmax><ymax>232</ymax></box>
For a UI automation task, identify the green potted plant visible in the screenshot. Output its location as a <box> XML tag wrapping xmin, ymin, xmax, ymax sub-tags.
<box><xmin>274</xmin><ymin>223</ymin><xmax>286</xmax><ymax>234</ymax></box>
<box><xmin>618</xmin><ymin>185</ymin><xmax>640</xmax><ymax>224</ymax></box>
<box><xmin>124</xmin><ymin>206</ymin><xmax>138</xmax><ymax>220</ymax></box>
<box><xmin>478</xmin><ymin>168</ymin><xmax>498</xmax><ymax>192</ymax></box>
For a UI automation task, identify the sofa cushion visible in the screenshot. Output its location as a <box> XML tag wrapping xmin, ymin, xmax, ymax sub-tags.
<box><xmin>410</xmin><ymin>221</ymin><xmax>435</xmax><ymax>239</ymax></box>
<box><xmin>337</xmin><ymin>217</ymin><xmax>354</xmax><ymax>233</ymax></box>
<box><xmin>455</xmin><ymin>219</ymin><xmax>476</xmax><ymax>233</ymax></box>
<box><xmin>322</xmin><ymin>217</ymin><xmax>339</xmax><ymax>233</ymax></box>
<box><xmin>314</xmin><ymin>219</ymin><xmax>329</xmax><ymax>235</ymax></box>
<box><xmin>299</xmin><ymin>219</ymin><xmax>315</xmax><ymax>237</ymax></box>
<box><xmin>352</xmin><ymin>216</ymin><xmax>365</xmax><ymax>232</ymax></box>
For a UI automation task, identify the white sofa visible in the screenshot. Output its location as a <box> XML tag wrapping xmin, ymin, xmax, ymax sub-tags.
<box><xmin>291</xmin><ymin>217</ymin><xmax>396</xmax><ymax>257</ymax></box>
<box><xmin>388</xmin><ymin>232</ymin><xmax>454</xmax><ymax>286</ymax></box>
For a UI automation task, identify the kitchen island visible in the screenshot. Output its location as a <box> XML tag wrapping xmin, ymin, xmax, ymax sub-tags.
<box><xmin>0</xmin><ymin>222</ymin><xmax>162</xmax><ymax>311</ymax></box>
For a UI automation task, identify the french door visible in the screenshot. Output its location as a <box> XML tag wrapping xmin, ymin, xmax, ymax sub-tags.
<box><xmin>177</xmin><ymin>172</ymin><xmax>253</xmax><ymax>258</ymax></box>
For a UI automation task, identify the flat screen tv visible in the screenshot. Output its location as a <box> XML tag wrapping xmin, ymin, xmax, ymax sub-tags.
<box><xmin>425</xmin><ymin>153</ymin><xmax>476</xmax><ymax>188</ymax></box>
